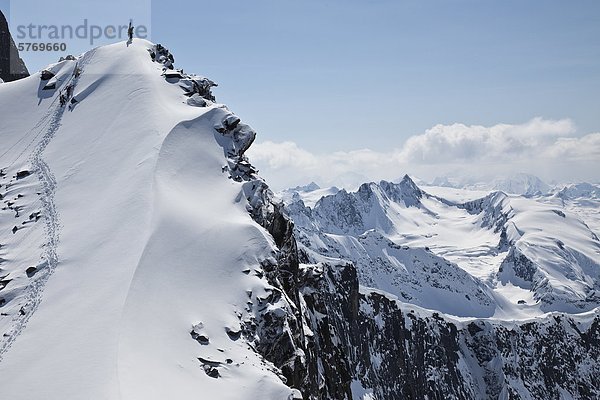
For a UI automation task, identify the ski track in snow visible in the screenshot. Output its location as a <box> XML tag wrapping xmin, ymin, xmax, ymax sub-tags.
<box><xmin>0</xmin><ymin>49</ymin><xmax>96</xmax><ymax>360</ymax></box>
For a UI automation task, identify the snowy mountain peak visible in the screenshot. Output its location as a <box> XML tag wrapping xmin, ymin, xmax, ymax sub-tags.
<box><xmin>384</xmin><ymin>175</ymin><xmax>423</xmax><ymax>206</ymax></box>
<box><xmin>555</xmin><ymin>182</ymin><xmax>600</xmax><ymax>200</ymax></box>
<box><xmin>292</xmin><ymin>181</ymin><xmax>320</xmax><ymax>192</ymax></box>
<box><xmin>492</xmin><ymin>173</ymin><xmax>550</xmax><ymax>196</ymax></box>
<box><xmin>427</xmin><ymin>173</ymin><xmax>551</xmax><ymax>196</ymax></box>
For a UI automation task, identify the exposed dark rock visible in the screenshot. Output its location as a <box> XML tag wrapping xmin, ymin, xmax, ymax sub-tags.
<box><xmin>0</xmin><ymin>278</ymin><xmax>11</xmax><ymax>291</ymax></box>
<box><xmin>40</xmin><ymin>70</ymin><xmax>55</xmax><ymax>81</ymax></box>
<box><xmin>296</xmin><ymin>262</ymin><xmax>600</xmax><ymax>399</ymax></box>
<box><xmin>0</xmin><ymin>10</ymin><xmax>28</xmax><ymax>82</ymax></box>
<box><xmin>148</xmin><ymin>43</ymin><xmax>217</xmax><ymax>102</ymax></box>
<box><xmin>198</xmin><ymin>357</ymin><xmax>221</xmax><ymax>378</ymax></box>
<box><xmin>16</xmin><ymin>170</ymin><xmax>31</xmax><ymax>179</ymax></box>
<box><xmin>190</xmin><ymin>322</ymin><xmax>210</xmax><ymax>345</ymax></box>
<box><xmin>225</xmin><ymin>326</ymin><xmax>241</xmax><ymax>340</ymax></box>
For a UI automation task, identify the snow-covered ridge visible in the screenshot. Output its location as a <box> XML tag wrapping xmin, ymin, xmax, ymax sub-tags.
<box><xmin>0</xmin><ymin>40</ymin><xmax>302</xmax><ymax>399</ymax></box>
<box><xmin>553</xmin><ymin>182</ymin><xmax>600</xmax><ymax>200</ymax></box>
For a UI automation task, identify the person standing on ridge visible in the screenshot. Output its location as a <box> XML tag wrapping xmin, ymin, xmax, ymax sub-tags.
<box><xmin>128</xmin><ymin>20</ymin><xmax>134</xmax><ymax>42</ymax></box>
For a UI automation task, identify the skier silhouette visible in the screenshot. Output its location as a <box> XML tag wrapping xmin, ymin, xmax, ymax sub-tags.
<box><xmin>127</xmin><ymin>20</ymin><xmax>134</xmax><ymax>42</ymax></box>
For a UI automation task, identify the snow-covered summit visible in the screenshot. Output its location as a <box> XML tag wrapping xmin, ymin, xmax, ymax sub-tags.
<box><xmin>1</xmin><ymin>38</ymin><xmax>599</xmax><ymax>400</ymax></box>
<box><xmin>291</xmin><ymin>182</ymin><xmax>320</xmax><ymax>192</ymax></box>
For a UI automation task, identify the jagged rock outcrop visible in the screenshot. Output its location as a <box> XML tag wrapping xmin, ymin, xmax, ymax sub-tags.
<box><xmin>0</xmin><ymin>10</ymin><xmax>29</xmax><ymax>82</ymax></box>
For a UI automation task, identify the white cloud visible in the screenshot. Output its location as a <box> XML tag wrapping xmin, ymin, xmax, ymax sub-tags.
<box><xmin>249</xmin><ymin>140</ymin><xmax>318</xmax><ymax>169</ymax></box>
<box><xmin>543</xmin><ymin>132</ymin><xmax>600</xmax><ymax>160</ymax></box>
<box><xmin>396</xmin><ymin>117</ymin><xmax>576</xmax><ymax>163</ymax></box>
<box><xmin>246</xmin><ymin>118</ymin><xmax>599</xmax><ymax>190</ymax></box>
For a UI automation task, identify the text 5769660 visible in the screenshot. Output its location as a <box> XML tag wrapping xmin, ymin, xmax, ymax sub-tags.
<box><xmin>18</xmin><ymin>43</ymin><xmax>67</xmax><ymax>52</ymax></box>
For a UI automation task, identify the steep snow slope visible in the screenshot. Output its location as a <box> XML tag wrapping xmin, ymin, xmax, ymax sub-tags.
<box><xmin>0</xmin><ymin>40</ymin><xmax>297</xmax><ymax>399</ymax></box>
<box><xmin>286</xmin><ymin>176</ymin><xmax>600</xmax><ymax>318</ymax></box>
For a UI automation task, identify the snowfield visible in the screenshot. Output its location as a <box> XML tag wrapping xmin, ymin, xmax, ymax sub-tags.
<box><xmin>0</xmin><ymin>40</ymin><xmax>296</xmax><ymax>399</ymax></box>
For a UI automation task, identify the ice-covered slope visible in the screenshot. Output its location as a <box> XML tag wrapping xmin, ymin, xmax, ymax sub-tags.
<box><xmin>0</xmin><ymin>40</ymin><xmax>299</xmax><ymax>399</ymax></box>
<box><xmin>286</xmin><ymin>176</ymin><xmax>600</xmax><ymax>318</ymax></box>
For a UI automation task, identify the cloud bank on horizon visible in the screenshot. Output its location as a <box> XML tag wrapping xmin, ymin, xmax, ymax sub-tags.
<box><xmin>247</xmin><ymin>117</ymin><xmax>600</xmax><ymax>191</ymax></box>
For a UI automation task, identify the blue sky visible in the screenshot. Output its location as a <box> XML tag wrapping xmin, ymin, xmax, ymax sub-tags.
<box><xmin>157</xmin><ymin>0</ymin><xmax>600</xmax><ymax>152</ymax></box>
<box><xmin>2</xmin><ymin>0</ymin><xmax>599</xmax><ymax>187</ymax></box>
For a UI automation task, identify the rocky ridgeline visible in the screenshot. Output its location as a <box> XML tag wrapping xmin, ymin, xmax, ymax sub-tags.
<box><xmin>298</xmin><ymin>262</ymin><xmax>600</xmax><ymax>399</ymax></box>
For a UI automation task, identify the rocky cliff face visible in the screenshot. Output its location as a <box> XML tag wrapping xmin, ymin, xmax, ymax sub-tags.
<box><xmin>296</xmin><ymin>262</ymin><xmax>600</xmax><ymax>399</ymax></box>
<box><xmin>0</xmin><ymin>10</ymin><xmax>29</xmax><ymax>82</ymax></box>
